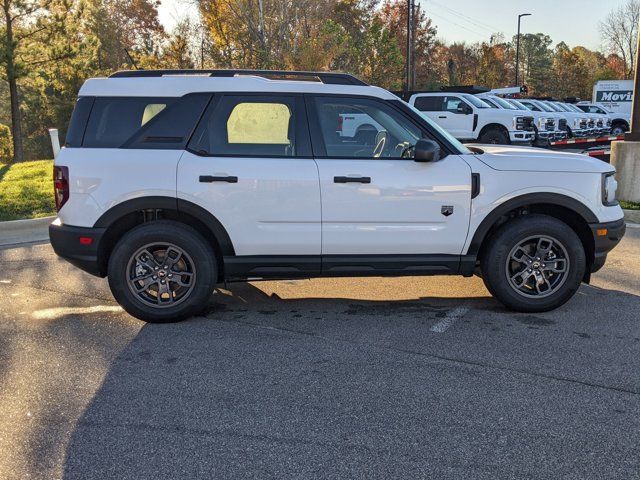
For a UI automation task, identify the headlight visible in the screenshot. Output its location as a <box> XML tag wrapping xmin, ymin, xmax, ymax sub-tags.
<box><xmin>607</xmin><ymin>119</ymin><xmax>612</xmax><ymax>127</ymax></box>
<box><xmin>513</xmin><ymin>116</ymin><xmax>525</xmax><ymax>130</ymax></box>
<box><xmin>602</xmin><ymin>172</ymin><xmax>618</xmax><ymax>206</ymax></box>
<box><xmin>537</xmin><ymin>118</ymin><xmax>545</xmax><ymax>128</ymax></box>
<box><xmin>573</xmin><ymin>118</ymin><xmax>580</xmax><ymax>128</ymax></box>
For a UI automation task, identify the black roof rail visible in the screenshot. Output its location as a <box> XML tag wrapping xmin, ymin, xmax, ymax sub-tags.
<box><xmin>109</xmin><ymin>69</ymin><xmax>368</xmax><ymax>86</ymax></box>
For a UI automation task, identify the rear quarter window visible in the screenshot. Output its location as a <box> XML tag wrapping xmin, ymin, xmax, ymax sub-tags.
<box><xmin>82</xmin><ymin>97</ymin><xmax>175</xmax><ymax>148</ymax></box>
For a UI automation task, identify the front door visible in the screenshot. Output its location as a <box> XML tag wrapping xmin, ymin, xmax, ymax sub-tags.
<box><xmin>177</xmin><ymin>94</ymin><xmax>321</xmax><ymax>260</ymax></box>
<box><xmin>308</xmin><ymin>95</ymin><xmax>472</xmax><ymax>257</ymax></box>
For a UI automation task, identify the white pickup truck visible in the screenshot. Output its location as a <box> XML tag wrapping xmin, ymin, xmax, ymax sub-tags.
<box><xmin>476</xmin><ymin>93</ymin><xmax>566</xmax><ymax>143</ymax></box>
<box><xmin>408</xmin><ymin>91</ymin><xmax>535</xmax><ymax>145</ymax></box>
<box><xmin>576</xmin><ymin>102</ymin><xmax>629</xmax><ymax>135</ymax></box>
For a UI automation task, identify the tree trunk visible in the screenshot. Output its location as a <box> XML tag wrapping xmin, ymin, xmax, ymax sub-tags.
<box><xmin>3</xmin><ymin>0</ymin><xmax>24</xmax><ymax>163</ymax></box>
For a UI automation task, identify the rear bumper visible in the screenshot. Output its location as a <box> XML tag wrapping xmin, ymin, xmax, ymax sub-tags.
<box><xmin>49</xmin><ymin>220</ymin><xmax>106</xmax><ymax>277</ymax></box>
<box><xmin>589</xmin><ymin>218</ymin><xmax>626</xmax><ymax>273</ymax></box>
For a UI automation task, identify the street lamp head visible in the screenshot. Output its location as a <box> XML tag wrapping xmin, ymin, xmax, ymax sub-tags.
<box><xmin>519</xmin><ymin>13</ymin><xmax>532</xmax><ymax>18</ymax></box>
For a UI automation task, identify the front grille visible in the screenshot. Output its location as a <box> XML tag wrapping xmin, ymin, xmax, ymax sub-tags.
<box><xmin>579</xmin><ymin>119</ymin><xmax>587</xmax><ymax>129</ymax></box>
<box><xmin>587</xmin><ymin>119</ymin><xmax>595</xmax><ymax>129</ymax></box>
<box><xmin>522</xmin><ymin>116</ymin><xmax>534</xmax><ymax>131</ymax></box>
<box><xmin>596</xmin><ymin>119</ymin><xmax>604</xmax><ymax>128</ymax></box>
<box><xmin>559</xmin><ymin>118</ymin><xmax>568</xmax><ymax>130</ymax></box>
<box><xmin>544</xmin><ymin>119</ymin><xmax>555</xmax><ymax>131</ymax></box>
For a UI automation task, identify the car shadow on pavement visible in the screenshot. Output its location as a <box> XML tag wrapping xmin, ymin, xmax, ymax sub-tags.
<box><xmin>56</xmin><ymin>281</ymin><xmax>640</xmax><ymax>480</ymax></box>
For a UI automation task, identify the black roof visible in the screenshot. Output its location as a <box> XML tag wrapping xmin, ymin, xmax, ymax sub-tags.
<box><xmin>109</xmin><ymin>69</ymin><xmax>368</xmax><ymax>86</ymax></box>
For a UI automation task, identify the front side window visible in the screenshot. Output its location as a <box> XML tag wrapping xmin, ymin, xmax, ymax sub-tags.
<box><xmin>444</xmin><ymin>96</ymin><xmax>465</xmax><ymax>113</ymax></box>
<box><xmin>83</xmin><ymin>97</ymin><xmax>174</xmax><ymax>148</ymax></box>
<box><xmin>189</xmin><ymin>95</ymin><xmax>303</xmax><ymax>156</ymax></box>
<box><xmin>312</xmin><ymin>96</ymin><xmax>422</xmax><ymax>159</ymax></box>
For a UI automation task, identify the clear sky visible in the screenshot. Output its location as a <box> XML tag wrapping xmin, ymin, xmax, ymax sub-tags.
<box><xmin>158</xmin><ymin>0</ymin><xmax>629</xmax><ymax>51</ymax></box>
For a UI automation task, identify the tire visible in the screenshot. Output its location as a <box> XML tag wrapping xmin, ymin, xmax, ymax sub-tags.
<box><xmin>479</xmin><ymin>127</ymin><xmax>509</xmax><ymax>145</ymax></box>
<box><xmin>480</xmin><ymin>214</ymin><xmax>586</xmax><ymax>313</ymax></box>
<box><xmin>611</xmin><ymin>122</ymin><xmax>627</xmax><ymax>136</ymax></box>
<box><xmin>107</xmin><ymin>220</ymin><xmax>217</xmax><ymax>323</ymax></box>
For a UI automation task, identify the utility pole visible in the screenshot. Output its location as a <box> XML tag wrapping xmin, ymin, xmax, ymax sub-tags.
<box><xmin>611</xmin><ymin>16</ymin><xmax>640</xmax><ymax>203</ymax></box>
<box><xmin>514</xmin><ymin>13</ymin><xmax>531</xmax><ymax>86</ymax></box>
<box><xmin>405</xmin><ymin>0</ymin><xmax>411</xmax><ymax>94</ymax></box>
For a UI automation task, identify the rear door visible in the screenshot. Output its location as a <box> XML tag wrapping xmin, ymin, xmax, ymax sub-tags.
<box><xmin>177</xmin><ymin>94</ymin><xmax>321</xmax><ymax>261</ymax></box>
<box><xmin>308</xmin><ymin>94</ymin><xmax>472</xmax><ymax>257</ymax></box>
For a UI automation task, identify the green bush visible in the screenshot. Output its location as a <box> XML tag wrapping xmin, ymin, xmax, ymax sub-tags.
<box><xmin>0</xmin><ymin>124</ymin><xmax>13</xmax><ymax>163</ymax></box>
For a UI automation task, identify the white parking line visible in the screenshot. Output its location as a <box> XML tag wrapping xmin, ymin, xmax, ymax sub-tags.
<box><xmin>430</xmin><ymin>306</ymin><xmax>470</xmax><ymax>333</ymax></box>
<box><xmin>626</xmin><ymin>222</ymin><xmax>640</xmax><ymax>229</ymax></box>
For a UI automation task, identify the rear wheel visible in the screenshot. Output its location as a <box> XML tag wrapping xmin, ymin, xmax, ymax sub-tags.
<box><xmin>108</xmin><ymin>220</ymin><xmax>217</xmax><ymax>322</ymax></box>
<box><xmin>479</xmin><ymin>127</ymin><xmax>509</xmax><ymax>145</ymax></box>
<box><xmin>481</xmin><ymin>215</ymin><xmax>586</xmax><ymax>312</ymax></box>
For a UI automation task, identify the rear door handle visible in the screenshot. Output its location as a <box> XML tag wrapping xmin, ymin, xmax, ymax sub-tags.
<box><xmin>438</xmin><ymin>115</ymin><xmax>448</xmax><ymax>119</ymax></box>
<box><xmin>334</xmin><ymin>176</ymin><xmax>371</xmax><ymax>184</ymax></box>
<box><xmin>199</xmin><ymin>175</ymin><xmax>238</xmax><ymax>183</ymax></box>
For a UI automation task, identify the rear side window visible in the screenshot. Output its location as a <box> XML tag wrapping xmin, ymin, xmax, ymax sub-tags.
<box><xmin>65</xmin><ymin>97</ymin><xmax>95</xmax><ymax>147</ymax></box>
<box><xmin>188</xmin><ymin>95</ymin><xmax>310</xmax><ymax>157</ymax></box>
<box><xmin>83</xmin><ymin>97</ymin><xmax>175</xmax><ymax>148</ymax></box>
<box><xmin>413</xmin><ymin>96</ymin><xmax>442</xmax><ymax>111</ymax></box>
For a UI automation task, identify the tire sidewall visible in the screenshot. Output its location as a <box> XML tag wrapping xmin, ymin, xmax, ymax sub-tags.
<box><xmin>108</xmin><ymin>221</ymin><xmax>217</xmax><ymax>322</ymax></box>
<box><xmin>480</xmin><ymin>128</ymin><xmax>509</xmax><ymax>145</ymax></box>
<box><xmin>481</xmin><ymin>215</ymin><xmax>586</xmax><ymax>312</ymax></box>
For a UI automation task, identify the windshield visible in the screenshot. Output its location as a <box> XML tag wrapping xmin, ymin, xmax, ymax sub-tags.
<box><xmin>489</xmin><ymin>96</ymin><xmax>518</xmax><ymax>110</ymax></box>
<box><xmin>404</xmin><ymin>101</ymin><xmax>472</xmax><ymax>154</ymax></box>
<box><xmin>553</xmin><ymin>102</ymin><xmax>573</xmax><ymax>112</ymax></box>
<box><xmin>507</xmin><ymin>99</ymin><xmax>530</xmax><ymax>111</ymax></box>
<box><xmin>535</xmin><ymin>101</ymin><xmax>557</xmax><ymax>113</ymax></box>
<box><xmin>462</xmin><ymin>94</ymin><xmax>491</xmax><ymax>109</ymax></box>
<box><xmin>480</xmin><ymin>97</ymin><xmax>500</xmax><ymax>108</ymax></box>
<box><xmin>566</xmin><ymin>104</ymin><xmax>585</xmax><ymax>113</ymax></box>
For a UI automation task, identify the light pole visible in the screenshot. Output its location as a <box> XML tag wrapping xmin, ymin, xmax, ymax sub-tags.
<box><xmin>515</xmin><ymin>13</ymin><xmax>531</xmax><ymax>86</ymax></box>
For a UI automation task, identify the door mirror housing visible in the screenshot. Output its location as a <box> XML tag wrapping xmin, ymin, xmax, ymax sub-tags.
<box><xmin>457</xmin><ymin>104</ymin><xmax>472</xmax><ymax>115</ymax></box>
<box><xmin>414</xmin><ymin>139</ymin><xmax>441</xmax><ymax>162</ymax></box>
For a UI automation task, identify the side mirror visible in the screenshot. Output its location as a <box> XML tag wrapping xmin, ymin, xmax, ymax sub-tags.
<box><xmin>457</xmin><ymin>104</ymin><xmax>471</xmax><ymax>115</ymax></box>
<box><xmin>414</xmin><ymin>139</ymin><xmax>441</xmax><ymax>162</ymax></box>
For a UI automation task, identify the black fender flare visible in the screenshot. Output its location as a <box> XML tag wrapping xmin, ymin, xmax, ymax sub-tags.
<box><xmin>94</xmin><ymin>196</ymin><xmax>235</xmax><ymax>256</ymax></box>
<box><xmin>467</xmin><ymin>192</ymin><xmax>598</xmax><ymax>256</ymax></box>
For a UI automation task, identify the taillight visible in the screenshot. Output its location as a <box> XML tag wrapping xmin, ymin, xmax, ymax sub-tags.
<box><xmin>337</xmin><ymin>115</ymin><xmax>343</xmax><ymax>132</ymax></box>
<box><xmin>53</xmin><ymin>166</ymin><xmax>69</xmax><ymax>211</ymax></box>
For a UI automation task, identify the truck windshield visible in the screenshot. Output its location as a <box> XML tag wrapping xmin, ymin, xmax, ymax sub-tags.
<box><xmin>462</xmin><ymin>94</ymin><xmax>491</xmax><ymax>109</ymax></box>
<box><xmin>404</xmin><ymin>102</ymin><xmax>472</xmax><ymax>155</ymax></box>
<box><xmin>553</xmin><ymin>102</ymin><xmax>573</xmax><ymax>112</ymax></box>
<box><xmin>566</xmin><ymin>104</ymin><xmax>585</xmax><ymax>113</ymax></box>
<box><xmin>488</xmin><ymin>96</ymin><xmax>518</xmax><ymax>110</ymax></box>
<box><xmin>507</xmin><ymin>99</ymin><xmax>530</xmax><ymax>111</ymax></box>
<box><xmin>535</xmin><ymin>101</ymin><xmax>557</xmax><ymax>113</ymax></box>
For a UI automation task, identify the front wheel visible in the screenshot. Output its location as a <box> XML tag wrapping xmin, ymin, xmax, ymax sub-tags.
<box><xmin>107</xmin><ymin>220</ymin><xmax>217</xmax><ymax>323</ymax></box>
<box><xmin>481</xmin><ymin>215</ymin><xmax>586</xmax><ymax>312</ymax></box>
<box><xmin>479</xmin><ymin>127</ymin><xmax>509</xmax><ymax>145</ymax></box>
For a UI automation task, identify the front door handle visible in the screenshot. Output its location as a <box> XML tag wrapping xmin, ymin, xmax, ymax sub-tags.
<box><xmin>199</xmin><ymin>175</ymin><xmax>238</xmax><ymax>183</ymax></box>
<box><xmin>334</xmin><ymin>176</ymin><xmax>371</xmax><ymax>184</ymax></box>
<box><xmin>438</xmin><ymin>115</ymin><xmax>448</xmax><ymax>119</ymax></box>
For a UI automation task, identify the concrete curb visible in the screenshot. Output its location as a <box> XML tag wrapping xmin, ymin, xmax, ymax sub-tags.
<box><xmin>623</xmin><ymin>209</ymin><xmax>640</xmax><ymax>225</ymax></box>
<box><xmin>0</xmin><ymin>216</ymin><xmax>54</xmax><ymax>246</ymax></box>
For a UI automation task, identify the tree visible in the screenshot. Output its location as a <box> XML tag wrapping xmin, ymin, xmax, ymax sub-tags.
<box><xmin>600</xmin><ymin>0</ymin><xmax>640</xmax><ymax>79</ymax></box>
<box><xmin>0</xmin><ymin>0</ymin><xmax>71</xmax><ymax>162</ymax></box>
<box><xmin>515</xmin><ymin>33</ymin><xmax>552</xmax><ymax>95</ymax></box>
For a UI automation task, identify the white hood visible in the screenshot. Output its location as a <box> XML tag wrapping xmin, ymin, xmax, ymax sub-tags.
<box><xmin>467</xmin><ymin>144</ymin><xmax>615</xmax><ymax>174</ymax></box>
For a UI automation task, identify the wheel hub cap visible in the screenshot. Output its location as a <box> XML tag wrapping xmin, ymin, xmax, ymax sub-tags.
<box><xmin>126</xmin><ymin>243</ymin><xmax>196</xmax><ymax>308</ymax></box>
<box><xmin>505</xmin><ymin>235</ymin><xmax>570</xmax><ymax>298</ymax></box>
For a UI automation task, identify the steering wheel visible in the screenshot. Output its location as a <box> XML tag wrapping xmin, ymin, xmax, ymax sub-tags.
<box><xmin>372</xmin><ymin>131</ymin><xmax>388</xmax><ymax>158</ymax></box>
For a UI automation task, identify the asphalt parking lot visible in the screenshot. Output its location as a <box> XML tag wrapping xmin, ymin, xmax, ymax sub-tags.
<box><xmin>1</xmin><ymin>226</ymin><xmax>639</xmax><ymax>479</ymax></box>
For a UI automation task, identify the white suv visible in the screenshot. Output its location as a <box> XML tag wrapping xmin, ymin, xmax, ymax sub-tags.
<box><xmin>408</xmin><ymin>91</ymin><xmax>535</xmax><ymax>145</ymax></box>
<box><xmin>50</xmin><ymin>70</ymin><xmax>625</xmax><ymax>322</ymax></box>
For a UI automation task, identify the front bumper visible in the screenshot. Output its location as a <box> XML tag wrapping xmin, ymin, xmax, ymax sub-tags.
<box><xmin>589</xmin><ymin>218</ymin><xmax>626</xmax><ymax>274</ymax></box>
<box><xmin>49</xmin><ymin>220</ymin><xmax>106</xmax><ymax>277</ymax></box>
<box><xmin>509</xmin><ymin>130</ymin><xmax>535</xmax><ymax>143</ymax></box>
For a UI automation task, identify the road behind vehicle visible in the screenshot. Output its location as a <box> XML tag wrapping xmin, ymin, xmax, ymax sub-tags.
<box><xmin>49</xmin><ymin>70</ymin><xmax>625</xmax><ymax>322</ymax></box>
